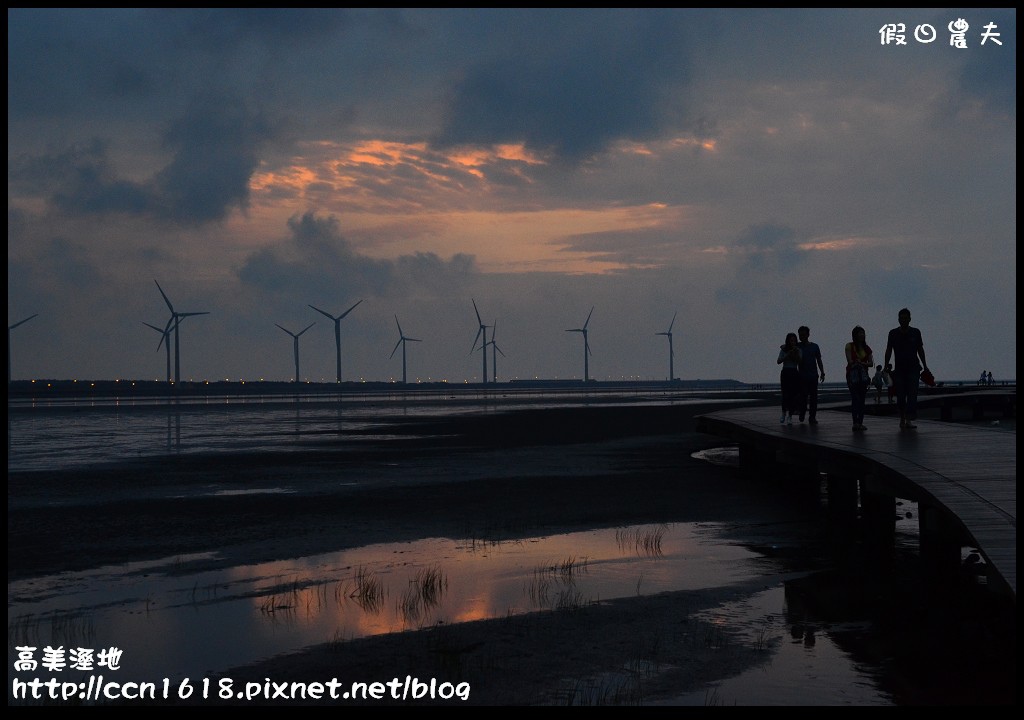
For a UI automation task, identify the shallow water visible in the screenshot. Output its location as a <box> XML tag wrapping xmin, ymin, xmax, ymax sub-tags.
<box><xmin>7</xmin><ymin>519</ymin><xmax>897</xmax><ymax>706</ymax></box>
<box><xmin>7</xmin><ymin>388</ymin><xmax>757</xmax><ymax>472</ymax></box>
<box><xmin>7</xmin><ymin>389</ymin><xmax>1011</xmax><ymax>705</ymax></box>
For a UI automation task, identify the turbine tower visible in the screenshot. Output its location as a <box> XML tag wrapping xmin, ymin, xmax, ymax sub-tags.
<box><xmin>309</xmin><ymin>299</ymin><xmax>363</xmax><ymax>383</ymax></box>
<box><xmin>565</xmin><ymin>306</ymin><xmax>594</xmax><ymax>382</ymax></box>
<box><xmin>154</xmin><ymin>280</ymin><xmax>209</xmax><ymax>384</ymax></box>
<box><xmin>142</xmin><ymin>318</ymin><xmax>178</xmax><ymax>383</ymax></box>
<box><xmin>486</xmin><ymin>318</ymin><xmax>506</xmax><ymax>384</ymax></box>
<box><xmin>276</xmin><ymin>322</ymin><xmax>316</xmax><ymax>383</ymax></box>
<box><xmin>655</xmin><ymin>311</ymin><xmax>677</xmax><ymax>381</ymax></box>
<box><xmin>8</xmin><ymin>314</ymin><xmax>38</xmax><ymax>383</ymax></box>
<box><xmin>470</xmin><ymin>299</ymin><xmax>489</xmax><ymax>384</ymax></box>
<box><xmin>389</xmin><ymin>315</ymin><xmax>421</xmax><ymax>385</ymax></box>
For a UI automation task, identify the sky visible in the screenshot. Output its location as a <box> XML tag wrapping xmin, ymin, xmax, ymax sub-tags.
<box><xmin>8</xmin><ymin>8</ymin><xmax>1016</xmax><ymax>385</ymax></box>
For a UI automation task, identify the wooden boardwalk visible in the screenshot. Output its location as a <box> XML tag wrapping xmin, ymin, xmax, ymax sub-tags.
<box><xmin>695</xmin><ymin>405</ymin><xmax>1016</xmax><ymax>600</ymax></box>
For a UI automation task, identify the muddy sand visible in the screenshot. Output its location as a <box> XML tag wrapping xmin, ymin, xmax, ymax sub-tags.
<box><xmin>8</xmin><ymin>400</ymin><xmax>1015</xmax><ymax>705</ymax></box>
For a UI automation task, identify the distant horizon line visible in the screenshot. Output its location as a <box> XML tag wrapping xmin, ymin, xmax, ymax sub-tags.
<box><xmin>8</xmin><ymin>377</ymin><xmax>1014</xmax><ymax>389</ymax></box>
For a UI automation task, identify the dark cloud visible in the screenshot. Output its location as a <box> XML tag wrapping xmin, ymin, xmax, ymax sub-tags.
<box><xmin>8</xmin><ymin>9</ymin><xmax>352</xmax><ymax>120</ymax></box>
<box><xmin>10</xmin><ymin>99</ymin><xmax>273</xmax><ymax>224</ymax></box>
<box><xmin>180</xmin><ymin>8</ymin><xmax>350</xmax><ymax>49</ymax></box>
<box><xmin>153</xmin><ymin>96</ymin><xmax>274</xmax><ymax>223</ymax></box>
<box><xmin>958</xmin><ymin>11</ymin><xmax>1016</xmax><ymax>116</ymax></box>
<box><xmin>433</xmin><ymin>9</ymin><xmax>691</xmax><ymax>162</ymax></box>
<box><xmin>864</xmin><ymin>265</ymin><xmax>929</xmax><ymax>309</ymax></box>
<box><xmin>236</xmin><ymin>211</ymin><xmax>477</xmax><ymax>302</ymax></box>
<box><xmin>556</xmin><ymin>227</ymin><xmax>679</xmax><ymax>267</ymax></box>
<box><xmin>10</xmin><ymin>141</ymin><xmax>151</xmax><ymax>215</ymax></box>
<box><xmin>734</xmin><ymin>223</ymin><xmax>804</xmax><ymax>272</ymax></box>
<box><xmin>7</xmin><ymin>9</ymin><xmax>158</xmax><ymax>117</ymax></box>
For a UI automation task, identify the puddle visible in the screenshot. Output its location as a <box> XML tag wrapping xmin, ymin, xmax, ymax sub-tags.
<box><xmin>10</xmin><ymin>522</ymin><xmax>804</xmax><ymax>695</ymax></box>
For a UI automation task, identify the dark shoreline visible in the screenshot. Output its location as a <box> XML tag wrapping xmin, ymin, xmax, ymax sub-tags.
<box><xmin>8</xmin><ymin>401</ymin><xmax>778</xmax><ymax>582</ymax></box>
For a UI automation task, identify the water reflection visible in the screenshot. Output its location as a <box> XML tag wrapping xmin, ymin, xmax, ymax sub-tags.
<box><xmin>9</xmin><ymin>523</ymin><xmax>761</xmax><ymax>691</ymax></box>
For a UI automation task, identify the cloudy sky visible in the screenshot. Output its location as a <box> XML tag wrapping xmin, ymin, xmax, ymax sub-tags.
<box><xmin>8</xmin><ymin>8</ymin><xmax>1016</xmax><ymax>384</ymax></box>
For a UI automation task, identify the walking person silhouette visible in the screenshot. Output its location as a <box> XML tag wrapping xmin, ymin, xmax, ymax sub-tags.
<box><xmin>884</xmin><ymin>308</ymin><xmax>930</xmax><ymax>429</ymax></box>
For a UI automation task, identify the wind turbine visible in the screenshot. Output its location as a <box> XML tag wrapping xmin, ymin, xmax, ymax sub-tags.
<box><xmin>8</xmin><ymin>314</ymin><xmax>38</xmax><ymax>383</ymax></box>
<box><xmin>154</xmin><ymin>280</ymin><xmax>209</xmax><ymax>384</ymax></box>
<box><xmin>308</xmin><ymin>299</ymin><xmax>363</xmax><ymax>383</ymax></box>
<box><xmin>655</xmin><ymin>311</ymin><xmax>677</xmax><ymax>381</ymax></box>
<box><xmin>565</xmin><ymin>306</ymin><xmax>594</xmax><ymax>382</ymax></box>
<box><xmin>276</xmin><ymin>321</ymin><xmax>316</xmax><ymax>383</ymax></box>
<box><xmin>142</xmin><ymin>318</ymin><xmax>178</xmax><ymax>382</ymax></box>
<box><xmin>470</xmin><ymin>299</ymin><xmax>489</xmax><ymax>384</ymax></box>
<box><xmin>389</xmin><ymin>315</ymin><xmax>421</xmax><ymax>385</ymax></box>
<box><xmin>485</xmin><ymin>318</ymin><xmax>506</xmax><ymax>384</ymax></box>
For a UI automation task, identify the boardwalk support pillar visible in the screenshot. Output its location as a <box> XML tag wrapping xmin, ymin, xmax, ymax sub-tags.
<box><xmin>825</xmin><ymin>473</ymin><xmax>859</xmax><ymax>535</ymax></box>
<box><xmin>918</xmin><ymin>503</ymin><xmax>963</xmax><ymax>587</ymax></box>
<box><xmin>860</xmin><ymin>473</ymin><xmax>896</xmax><ymax>560</ymax></box>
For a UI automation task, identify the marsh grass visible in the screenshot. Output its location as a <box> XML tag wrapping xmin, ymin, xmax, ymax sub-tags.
<box><xmin>461</xmin><ymin>535</ymin><xmax>526</xmax><ymax>554</ymax></box>
<box><xmin>347</xmin><ymin>565</ymin><xmax>387</xmax><ymax>614</ymax></box>
<box><xmin>258</xmin><ymin>591</ymin><xmax>297</xmax><ymax>616</ymax></box>
<box><xmin>8</xmin><ymin>611</ymin><xmax>96</xmax><ymax>648</ymax></box>
<box><xmin>189</xmin><ymin>581</ymin><xmax>222</xmax><ymax>605</ymax></box>
<box><xmin>553</xmin><ymin>587</ymin><xmax>585</xmax><ymax>611</ymax></box>
<box><xmin>696</xmin><ymin>620</ymin><xmax>729</xmax><ymax>650</ymax></box>
<box><xmin>526</xmin><ymin>557</ymin><xmax>593</xmax><ymax>611</ymax></box>
<box><xmin>550</xmin><ymin>642</ymin><xmax>662</xmax><ymax>707</ymax></box>
<box><xmin>615</xmin><ymin>524</ymin><xmax>667</xmax><ymax>557</ymax></box>
<box><xmin>398</xmin><ymin>564</ymin><xmax>449</xmax><ymax>625</ymax></box>
<box><xmin>754</xmin><ymin>620</ymin><xmax>774</xmax><ymax>651</ymax></box>
<box><xmin>704</xmin><ymin>687</ymin><xmax>736</xmax><ymax>706</ymax></box>
<box><xmin>551</xmin><ymin>673</ymin><xmax>644</xmax><ymax>706</ymax></box>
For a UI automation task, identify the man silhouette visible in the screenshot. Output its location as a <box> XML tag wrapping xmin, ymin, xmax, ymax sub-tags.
<box><xmin>884</xmin><ymin>308</ymin><xmax>930</xmax><ymax>429</ymax></box>
<box><xmin>796</xmin><ymin>325</ymin><xmax>825</xmax><ymax>424</ymax></box>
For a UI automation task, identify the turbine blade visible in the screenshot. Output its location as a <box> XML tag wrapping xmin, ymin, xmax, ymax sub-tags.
<box><xmin>408</xmin><ymin>337</ymin><xmax>422</xmax><ymax>342</ymax></box>
<box><xmin>472</xmin><ymin>298</ymin><xmax>482</xmax><ymax>325</ymax></box>
<box><xmin>142</xmin><ymin>321</ymin><xmax>166</xmax><ymax>350</ymax></box>
<box><xmin>339</xmin><ymin>299</ymin><xmax>363</xmax><ymax>319</ymax></box>
<box><xmin>309</xmin><ymin>304</ymin><xmax>335</xmax><ymax>320</ymax></box>
<box><xmin>471</xmin><ymin>326</ymin><xmax>483</xmax><ymax>353</ymax></box>
<box><xmin>154</xmin><ymin>280</ymin><xmax>174</xmax><ymax>312</ymax></box>
<box><xmin>394</xmin><ymin>315</ymin><xmax>403</xmax><ymax>336</ymax></box>
<box><xmin>298</xmin><ymin>322</ymin><xmax>316</xmax><ymax>336</ymax></box>
<box><xmin>275</xmin><ymin>323</ymin><xmax>294</xmax><ymax>337</ymax></box>
<box><xmin>583</xmin><ymin>306</ymin><xmax>594</xmax><ymax>329</ymax></box>
<box><xmin>389</xmin><ymin>338</ymin><xmax>402</xmax><ymax>359</ymax></box>
<box><xmin>668</xmin><ymin>311</ymin><xmax>677</xmax><ymax>333</ymax></box>
<box><xmin>9</xmin><ymin>314</ymin><xmax>38</xmax><ymax>330</ymax></box>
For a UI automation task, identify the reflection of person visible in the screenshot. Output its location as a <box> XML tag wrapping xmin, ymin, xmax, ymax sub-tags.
<box><xmin>979</xmin><ymin>370</ymin><xmax>988</xmax><ymax>386</ymax></box>
<box><xmin>796</xmin><ymin>326</ymin><xmax>825</xmax><ymax>424</ymax></box>
<box><xmin>845</xmin><ymin>326</ymin><xmax>873</xmax><ymax>431</ymax></box>
<box><xmin>884</xmin><ymin>308</ymin><xmax>929</xmax><ymax>430</ymax></box>
<box><xmin>987</xmin><ymin>371</ymin><xmax>994</xmax><ymax>386</ymax></box>
<box><xmin>777</xmin><ymin>332</ymin><xmax>802</xmax><ymax>425</ymax></box>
